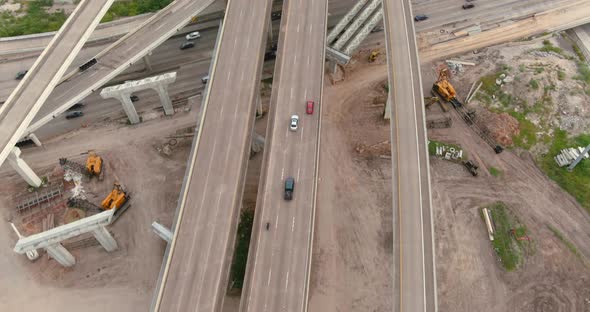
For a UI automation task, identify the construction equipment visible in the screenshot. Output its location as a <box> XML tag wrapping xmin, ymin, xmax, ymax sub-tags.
<box><xmin>59</xmin><ymin>151</ymin><xmax>104</xmax><ymax>180</ymax></box>
<box><xmin>100</xmin><ymin>182</ymin><xmax>131</xmax><ymax>223</ymax></box>
<box><xmin>429</xmin><ymin>90</ymin><xmax>449</xmax><ymax>112</ymax></box>
<box><xmin>462</xmin><ymin>160</ymin><xmax>479</xmax><ymax>176</ymax></box>
<box><xmin>510</xmin><ymin>229</ymin><xmax>531</xmax><ymax>241</ymax></box>
<box><xmin>432</xmin><ymin>68</ymin><xmax>462</xmax><ymax>108</ymax></box>
<box><xmin>368</xmin><ymin>51</ymin><xmax>380</xmax><ymax>63</ymax></box>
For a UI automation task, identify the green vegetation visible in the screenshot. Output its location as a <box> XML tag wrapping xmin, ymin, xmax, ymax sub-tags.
<box><xmin>230</xmin><ymin>210</ymin><xmax>254</xmax><ymax>289</ymax></box>
<box><xmin>489</xmin><ymin>166</ymin><xmax>502</xmax><ymax>177</ymax></box>
<box><xmin>534</xmin><ymin>67</ymin><xmax>545</xmax><ymax>75</ymax></box>
<box><xmin>101</xmin><ymin>0</ymin><xmax>173</xmax><ymax>22</ymax></box>
<box><xmin>427</xmin><ymin>140</ymin><xmax>463</xmax><ymax>159</ymax></box>
<box><xmin>383</xmin><ymin>83</ymin><xmax>389</xmax><ymax>93</ymax></box>
<box><xmin>547</xmin><ymin>225</ymin><xmax>584</xmax><ymax>262</ymax></box>
<box><xmin>572</xmin><ymin>44</ymin><xmax>586</xmax><ymax>62</ymax></box>
<box><xmin>509</xmin><ymin>111</ymin><xmax>538</xmax><ymax>149</ymax></box>
<box><xmin>0</xmin><ymin>1</ymin><xmax>68</xmax><ymax>37</ymax></box>
<box><xmin>540</xmin><ymin>40</ymin><xmax>563</xmax><ymax>54</ymax></box>
<box><xmin>488</xmin><ymin>202</ymin><xmax>525</xmax><ymax>271</ymax></box>
<box><xmin>558</xmin><ymin>70</ymin><xmax>566</xmax><ymax>81</ymax></box>
<box><xmin>519</xmin><ymin>64</ymin><xmax>526</xmax><ymax>72</ymax></box>
<box><xmin>529</xmin><ymin>79</ymin><xmax>539</xmax><ymax>90</ymax></box>
<box><xmin>539</xmin><ymin>130</ymin><xmax>590</xmax><ymax>212</ymax></box>
<box><xmin>574</xmin><ymin>62</ymin><xmax>590</xmax><ymax>84</ymax></box>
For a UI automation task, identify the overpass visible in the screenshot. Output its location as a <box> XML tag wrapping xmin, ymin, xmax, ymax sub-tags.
<box><xmin>150</xmin><ymin>0</ymin><xmax>275</xmax><ymax>310</ymax></box>
<box><xmin>383</xmin><ymin>0</ymin><xmax>436</xmax><ymax>311</ymax></box>
<box><xmin>239</xmin><ymin>0</ymin><xmax>328</xmax><ymax>311</ymax></box>
<box><xmin>0</xmin><ymin>0</ymin><xmax>114</xmax><ymax>184</ymax></box>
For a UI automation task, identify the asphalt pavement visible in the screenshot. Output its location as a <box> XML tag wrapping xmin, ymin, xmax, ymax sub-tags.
<box><xmin>151</xmin><ymin>0</ymin><xmax>274</xmax><ymax>310</ymax></box>
<box><xmin>383</xmin><ymin>0</ymin><xmax>436</xmax><ymax>311</ymax></box>
<box><xmin>239</xmin><ymin>0</ymin><xmax>327</xmax><ymax>311</ymax></box>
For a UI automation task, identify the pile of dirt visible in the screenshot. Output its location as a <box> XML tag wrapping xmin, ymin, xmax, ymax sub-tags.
<box><xmin>477</xmin><ymin>108</ymin><xmax>521</xmax><ymax>146</ymax></box>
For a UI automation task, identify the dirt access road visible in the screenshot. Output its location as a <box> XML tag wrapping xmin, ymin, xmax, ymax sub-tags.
<box><xmin>309</xmin><ymin>58</ymin><xmax>590</xmax><ymax>311</ymax></box>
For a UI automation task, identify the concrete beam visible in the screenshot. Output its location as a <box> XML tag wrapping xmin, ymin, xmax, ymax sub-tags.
<box><xmin>154</xmin><ymin>85</ymin><xmax>174</xmax><ymax>116</ymax></box>
<box><xmin>342</xmin><ymin>7</ymin><xmax>383</xmax><ymax>55</ymax></box>
<box><xmin>152</xmin><ymin>221</ymin><xmax>173</xmax><ymax>243</ymax></box>
<box><xmin>7</xmin><ymin>147</ymin><xmax>42</xmax><ymax>187</ymax></box>
<box><xmin>28</xmin><ymin>133</ymin><xmax>43</xmax><ymax>147</ymax></box>
<box><xmin>568</xmin><ymin>144</ymin><xmax>590</xmax><ymax>171</ymax></box>
<box><xmin>46</xmin><ymin>243</ymin><xmax>75</xmax><ymax>267</ymax></box>
<box><xmin>384</xmin><ymin>93</ymin><xmax>391</xmax><ymax>120</ymax></box>
<box><xmin>332</xmin><ymin>0</ymin><xmax>382</xmax><ymax>50</ymax></box>
<box><xmin>326</xmin><ymin>0</ymin><xmax>371</xmax><ymax>44</ymax></box>
<box><xmin>143</xmin><ymin>55</ymin><xmax>153</xmax><ymax>72</ymax></box>
<box><xmin>325</xmin><ymin>46</ymin><xmax>351</xmax><ymax>65</ymax></box>
<box><xmin>14</xmin><ymin>209</ymin><xmax>115</xmax><ymax>253</ymax></box>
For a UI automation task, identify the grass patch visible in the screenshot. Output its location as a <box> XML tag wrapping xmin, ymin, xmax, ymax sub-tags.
<box><xmin>0</xmin><ymin>1</ymin><xmax>68</xmax><ymax>37</ymax></box>
<box><xmin>488</xmin><ymin>202</ymin><xmax>523</xmax><ymax>271</ymax></box>
<box><xmin>428</xmin><ymin>140</ymin><xmax>463</xmax><ymax>158</ymax></box>
<box><xmin>529</xmin><ymin>79</ymin><xmax>539</xmax><ymax>90</ymax></box>
<box><xmin>558</xmin><ymin>70</ymin><xmax>566</xmax><ymax>81</ymax></box>
<box><xmin>572</xmin><ymin>44</ymin><xmax>586</xmax><ymax>62</ymax></box>
<box><xmin>539</xmin><ymin>129</ymin><xmax>590</xmax><ymax>211</ymax></box>
<box><xmin>101</xmin><ymin>0</ymin><xmax>173</xmax><ymax>22</ymax></box>
<box><xmin>509</xmin><ymin>111</ymin><xmax>538</xmax><ymax>149</ymax></box>
<box><xmin>230</xmin><ymin>210</ymin><xmax>254</xmax><ymax>289</ymax></box>
<box><xmin>574</xmin><ymin>62</ymin><xmax>590</xmax><ymax>84</ymax></box>
<box><xmin>489</xmin><ymin>166</ymin><xmax>502</xmax><ymax>177</ymax></box>
<box><xmin>540</xmin><ymin>40</ymin><xmax>563</xmax><ymax>54</ymax></box>
<box><xmin>534</xmin><ymin>67</ymin><xmax>545</xmax><ymax>75</ymax></box>
<box><xmin>547</xmin><ymin>225</ymin><xmax>584</xmax><ymax>261</ymax></box>
<box><xmin>518</xmin><ymin>64</ymin><xmax>526</xmax><ymax>72</ymax></box>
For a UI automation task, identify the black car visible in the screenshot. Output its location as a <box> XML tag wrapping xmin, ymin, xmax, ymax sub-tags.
<box><xmin>15</xmin><ymin>70</ymin><xmax>28</xmax><ymax>80</ymax></box>
<box><xmin>462</xmin><ymin>3</ymin><xmax>475</xmax><ymax>9</ymax></box>
<box><xmin>67</xmin><ymin>102</ymin><xmax>85</xmax><ymax>111</ymax></box>
<box><xmin>130</xmin><ymin>95</ymin><xmax>139</xmax><ymax>102</ymax></box>
<box><xmin>180</xmin><ymin>41</ymin><xmax>195</xmax><ymax>50</ymax></box>
<box><xmin>284</xmin><ymin>177</ymin><xmax>295</xmax><ymax>201</ymax></box>
<box><xmin>65</xmin><ymin>111</ymin><xmax>84</xmax><ymax>119</ymax></box>
<box><xmin>414</xmin><ymin>14</ymin><xmax>428</xmax><ymax>21</ymax></box>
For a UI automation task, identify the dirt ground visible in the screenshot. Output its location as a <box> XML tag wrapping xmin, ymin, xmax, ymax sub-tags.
<box><xmin>0</xmin><ymin>93</ymin><xmax>269</xmax><ymax>311</ymax></box>
<box><xmin>308</xmin><ymin>49</ymin><xmax>590</xmax><ymax>311</ymax></box>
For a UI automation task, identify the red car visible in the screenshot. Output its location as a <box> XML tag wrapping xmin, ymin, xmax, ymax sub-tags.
<box><xmin>306</xmin><ymin>100</ymin><xmax>315</xmax><ymax>114</ymax></box>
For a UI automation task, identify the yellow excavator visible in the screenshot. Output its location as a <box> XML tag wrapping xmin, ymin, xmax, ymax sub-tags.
<box><xmin>432</xmin><ymin>68</ymin><xmax>462</xmax><ymax>108</ymax></box>
<box><xmin>368</xmin><ymin>51</ymin><xmax>380</xmax><ymax>63</ymax></box>
<box><xmin>86</xmin><ymin>151</ymin><xmax>103</xmax><ymax>180</ymax></box>
<box><xmin>101</xmin><ymin>182</ymin><xmax>129</xmax><ymax>210</ymax></box>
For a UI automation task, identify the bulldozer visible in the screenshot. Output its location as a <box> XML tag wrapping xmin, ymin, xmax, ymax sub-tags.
<box><xmin>432</xmin><ymin>68</ymin><xmax>462</xmax><ymax>108</ymax></box>
<box><xmin>86</xmin><ymin>151</ymin><xmax>103</xmax><ymax>180</ymax></box>
<box><xmin>368</xmin><ymin>51</ymin><xmax>380</xmax><ymax>63</ymax></box>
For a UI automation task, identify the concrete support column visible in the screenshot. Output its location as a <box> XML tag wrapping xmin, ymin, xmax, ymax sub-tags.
<box><xmin>154</xmin><ymin>85</ymin><xmax>174</xmax><ymax>116</ymax></box>
<box><xmin>384</xmin><ymin>94</ymin><xmax>391</xmax><ymax>120</ymax></box>
<box><xmin>92</xmin><ymin>226</ymin><xmax>118</xmax><ymax>252</ymax></box>
<box><xmin>7</xmin><ymin>147</ymin><xmax>42</xmax><ymax>187</ymax></box>
<box><xmin>151</xmin><ymin>221</ymin><xmax>173</xmax><ymax>243</ymax></box>
<box><xmin>256</xmin><ymin>95</ymin><xmax>263</xmax><ymax>117</ymax></box>
<box><xmin>28</xmin><ymin>133</ymin><xmax>42</xmax><ymax>147</ymax></box>
<box><xmin>267</xmin><ymin>14</ymin><xmax>274</xmax><ymax>49</ymax></box>
<box><xmin>117</xmin><ymin>94</ymin><xmax>140</xmax><ymax>124</ymax></box>
<box><xmin>143</xmin><ymin>55</ymin><xmax>153</xmax><ymax>72</ymax></box>
<box><xmin>45</xmin><ymin>243</ymin><xmax>75</xmax><ymax>267</ymax></box>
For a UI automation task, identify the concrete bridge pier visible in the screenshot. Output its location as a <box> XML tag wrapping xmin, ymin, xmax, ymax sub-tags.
<box><xmin>28</xmin><ymin>133</ymin><xmax>43</xmax><ymax>147</ymax></box>
<box><xmin>153</xmin><ymin>85</ymin><xmax>174</xmax><ymax>116</ymax></box>
<box><xmin>384</xmin><ymin>94</ymin><xmax>391</xmax><ymax>120</ymax></box>
<box><xmin>46</xmin><ymin>243</ymin><xmax>75</xmax><ymax>267</ymax></box>
<box><xmin>93</xmin><ymin>226</ymin><xmax>118</xmax><ymax>252</ymax></box>
<box><xmin>7</xmin><ymin>147</ymin><xmax>41</xmax><ymax>187</ymax></box>
<box><xmin>111</xmin><ymin>93</ymin><xmax>141</xmax><ymax>124</ymax></box>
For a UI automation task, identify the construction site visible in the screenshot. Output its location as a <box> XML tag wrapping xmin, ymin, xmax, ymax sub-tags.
<box><xmin>1</xmin><ymin>0</ymin><xmax>590</xmax><ymax>311</ymax></box>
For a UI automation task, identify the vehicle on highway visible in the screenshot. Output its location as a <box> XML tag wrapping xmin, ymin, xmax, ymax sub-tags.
<box><xmin>271</xmin><ymin>11</ymin><xmax>281</xmax><ymax>21</ymax></box>
<box><xmin>284</xmin><ymin>177</ymin><xmax>295</xmax><ymax>201</ymax></box>
<box><xmin>185</xmin><ymin>31</ymin><xmax>201</xmax><ymax>40</ymax></box>
<box><xmin>67</xmin><ymin>102</ymin><xmax>85</xmax><ymax>111</ymax></box>
<box><xmin>306</xmin><ymin>100</ymin><xmax>314</xmax><ymax>114</ymax></box>
<box><xmin>180</xmin><ymin>41</ymin><xmax>195</xmax><ymax>50</ymax></box>
<box><xmin>15</xmin><ymin>70</ymin><xmax>28</xmax><ymax>80</ymax></box>
<box><xmin>414</xmin><ymin>14</ymin><xmax>428</xmax><ymax>21</ymax></box>
<box><xmin>462</xmin><ymin>3</ymin><xmax>475</xmax><ymax>9</ymax></box>
<box><xmin>289</xmin><ymin>114</ymin><xmax>299</xmax><ymax>131</ymax></box>
<box><xmin>130</xmin><ymin>95</ymin><xmax>139</xmax><ymax>102</ymax></box>
<box><xmin>201</xmin><ymin>75</ymin><xmax>210</xmax><ymax>84</ymax></box>
<box><xmin>65</xmin><ymin>111</ymin><xmax>84</xmax><ymax>119</ymax></box>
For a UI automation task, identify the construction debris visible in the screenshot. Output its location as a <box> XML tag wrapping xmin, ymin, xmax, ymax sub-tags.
<box><xmin>426</xmin><ymin>117</ymin><xmax>452</xmax><ymax>129</ymax></box>
<box><xmin>482</xmin><ymin>208</ymin><xmax>495</xmax><ymax>241</ymax></box>
<box><xmin>554</xmin><ymin>145</ymin><xmax>590</xmax><ymax>167</ymax></box>
<box><xmin>430</xmin><ymin>141</ymin><xmax>464</xmax><ymax>161</ymax></box>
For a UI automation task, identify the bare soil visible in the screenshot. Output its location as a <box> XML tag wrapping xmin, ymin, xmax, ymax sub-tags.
<box><xmin>309</xmin><ymin>56</ymin><xmax>590</xmax><ymax>311</ymax></box>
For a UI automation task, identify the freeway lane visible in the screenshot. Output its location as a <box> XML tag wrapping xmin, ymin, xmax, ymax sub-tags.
<box><xmin>240</xmin><ymin>0</ymin><xmax>327</xmax><ymax>311</ymax></box>
<box><xmin>151</xmin><ymin>0</ymin><xmax>274</xmax><ymax>310</ymax></box>
<box><xmin>383</xmin><ymin>0</ymin><xmax>437</xmax><ymax>311</ymax></box>
<box><xmin>0</xmin><ymin>0</ymin><xmax>114</xmax><ymax>172</ymax></box>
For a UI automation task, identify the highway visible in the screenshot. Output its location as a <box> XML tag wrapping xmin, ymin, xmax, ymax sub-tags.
<box><xmin>150</xmin><ymin>0</ymin><xmax>274</xmax><ymax>310</ymax></box>
<box><xmin>383</xmin><ymin>0</ymin><xmax>436</xmax><ymax>311</ymax></box>
<box><xmin>239</xmin><ymin>0</ymin><xmax>327</xmax><ymax>310</ymax></box>
<box><xmin>0</xmin><ymin>0</ymin><xmax>114</xmax><ymax>172</ymax></box>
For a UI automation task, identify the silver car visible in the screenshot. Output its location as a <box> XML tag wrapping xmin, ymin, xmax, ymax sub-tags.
<box><xmin>290</xmin><ymin>115</ymin><xmax>299</xmax><ymax>131</ymax></box>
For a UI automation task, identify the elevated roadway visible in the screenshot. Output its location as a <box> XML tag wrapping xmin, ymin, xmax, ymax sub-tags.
<box><xmin>150</xmin><ymin>0</ymin><xmax>274</xmax><ymax>310</ymax></box>
<box><xmin>239</xmin><ymin>0</ymin><xmax>328</xmax><ymax>311</ymax></box>
<box><xmin>383</xmin><ymin>0</ymin><xmax>437</xmax><ymax>311</ymax></box>
<box><xmin>0</xmin><ymin>0</ymin><xmax>114</xmax><ymax>172</ymax></box>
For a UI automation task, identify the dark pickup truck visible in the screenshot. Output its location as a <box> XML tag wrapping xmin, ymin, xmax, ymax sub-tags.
<box><xmin>284</xmin><ymin>177</ymin><xmax>295</xmax><ymax>201</ymax></box>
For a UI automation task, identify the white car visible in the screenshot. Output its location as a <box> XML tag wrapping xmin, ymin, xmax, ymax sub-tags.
<box><xmin>290</xmin><ymin>115</ymin><xmax>299</xmax><ymax>131</ymax></box>
<box><xmin>186</xmin><ymin>31</ymin><xmax>201</xmax><ymax>40</ymax></box>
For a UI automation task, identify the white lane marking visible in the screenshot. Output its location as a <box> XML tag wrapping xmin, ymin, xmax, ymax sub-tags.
<box><xmin>290</xmin><ymin>87</ymin><xmax>294</xmax><ymax>101</ymax></box>
<box><xmin>297</xmin><ymin>23</ymin><xmax>300</xmax><ymax>33</ymax></box>
<box><xmin>310</xmin><ymin>23</ymin><xmax>313</xmax><ymax>34</ymax></box>
<box><xmin>284</xmin><ymin>271</ymin><xmax>290</xmax><ymax>292</ymax></box>
<box><xmin>297</xmin><ymin>168</ymin><xmax>301</xmax><ymax>180</ymax></box>
<box><xmin>291</xmin><ymin>216</ymin><xmax>295</xmax><ymax>232</ymax></box>
<box><xmin>281</xmin><ymin>168</ymin><xmax>285</xmax><ymax>180</ymax></box>
<box><xmin>304</xmin><ymin>89</ymin><xmax>308</xmax><ymax>100</ymax></box>
<box><xmin>267</xmin><ymin>270</ymin><xmax>272</xmax><ymax>286</ymax></box>
<box><xmin>294</xmin><ymin>53</ymin><xmax>297</xmax><ymax>64</ymax></box>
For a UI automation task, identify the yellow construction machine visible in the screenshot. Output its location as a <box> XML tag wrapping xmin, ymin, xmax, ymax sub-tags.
<box><xmin>86</xmin><ymin>151</ymin><xmax>103</xmax><ymax>180</ymax></box>
<box><xmin>101</xmin><ymin>182</ymin><xmax>129</xmax><ymax>210</ymax></box>
<box><xmin>368</xmin><ymin>51</ymin><xmax>380</xmax><ymax>63</ymax></box>
<box><xmin>432</xmin><ymin>68</ymin><xmax>462</xmax><ymax>108</ymax></box>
